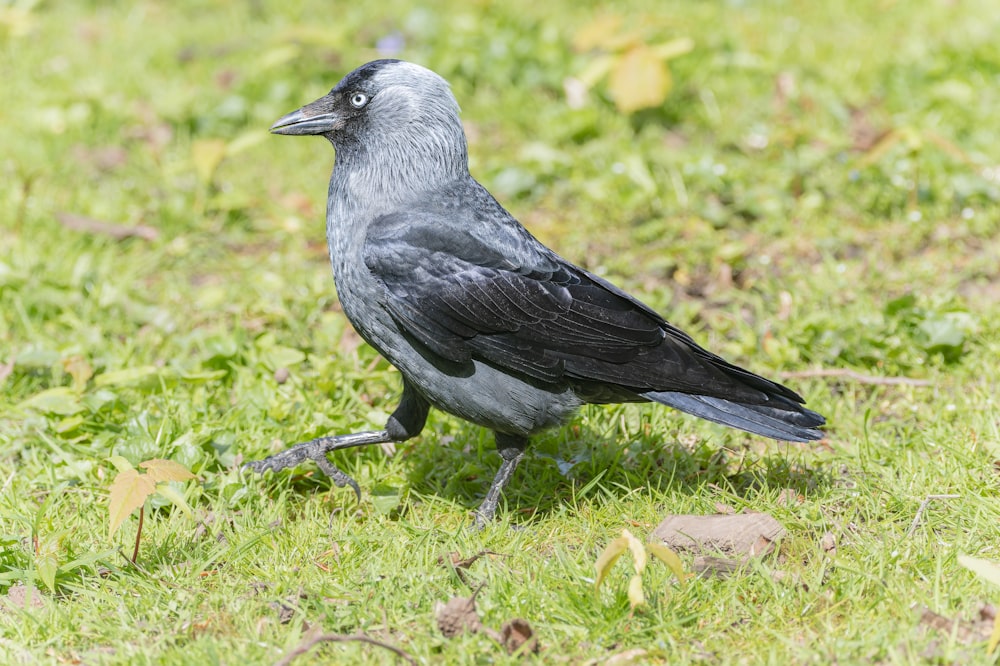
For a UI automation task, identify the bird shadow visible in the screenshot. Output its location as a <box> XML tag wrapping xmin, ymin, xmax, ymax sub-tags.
<box><xmin>403</xmin><ymin>416</ymin><xmax>834</xmax><ymax>523</ymax></box>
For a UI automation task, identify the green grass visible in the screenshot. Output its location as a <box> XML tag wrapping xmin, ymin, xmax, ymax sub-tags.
<box><xmin>2</xmin><ymin>0</ymin><xmax>1000</xmax><ymax>663</ymax></box>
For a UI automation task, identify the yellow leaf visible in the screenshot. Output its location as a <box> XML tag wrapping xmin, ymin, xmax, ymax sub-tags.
<box><xmin>108</xmin><ymin>468</ymin><xmax>156</xmax><ymax>538</ymax></box>
<box><xmin>627</xmin><ymin>574</ymin><xmax>645</xmax><ymax>608</ymax></box>
<box><xmin>647</xmin><ymin>543</ymin><xmax>686</xmax><ymax>587</ymax></box>
<box><xmin>958</xmin><ymin>555</ymin><xmax>1000</xmax><ymax>588</ymax></box>
<box><xmin>608</xmin><ymin>45</ymin><xmax>672</xmax><ymax>114</ymax></box>
<box><xmin>595</xmin><ymin>536</ymin><xmax>629</xmax><ymax>590</ymax></box>
<box><xmin>140</xmin><ymin>459</ymin><xmax>195</xmax><ymax>483</ymax></box>
<box><xmin>191</xmin><ymin>139</ymin><xmax>227</xmax><ymax>185</ymax></box>
<box><xmin>61</xmin><ymin>355</ymin><xmax>93</xmax><ymax>391</ymax></box>
<box><xmin>623</xmin><ymin>529</ymin><xmax>646</xmax><ymax>575</ymax></box>
<box><xmin>573</xmin><ymin>15</ymin><xmax>623</xmax><ymax>51</ymax></box>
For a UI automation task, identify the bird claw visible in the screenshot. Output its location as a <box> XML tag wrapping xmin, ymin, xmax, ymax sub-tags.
<box><xmin>244</xmin><ymin>437</ymin><xmax>362</xmax><ymax>504</ymax></box>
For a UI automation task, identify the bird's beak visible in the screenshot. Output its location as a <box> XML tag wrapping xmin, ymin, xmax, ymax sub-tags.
<box><xmin>270</xmin><ymin>95</ymin><xmax>344</xmax><ymax>136</ymax></box>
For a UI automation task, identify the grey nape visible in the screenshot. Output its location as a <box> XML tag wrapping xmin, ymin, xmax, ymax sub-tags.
<box><xmin>246</xmin><ymin>60</ymin><xmax>826</xmax><ymax>525</ymax></box>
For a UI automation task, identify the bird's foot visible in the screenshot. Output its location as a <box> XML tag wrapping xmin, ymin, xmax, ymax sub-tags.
<box><xmin>244</xmin><ymin>430</ymin><xmax>394</xmax><ymax>502</ymax></box>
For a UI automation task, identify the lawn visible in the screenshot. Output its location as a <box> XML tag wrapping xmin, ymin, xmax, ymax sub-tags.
<box><xmin>2</xmin><ymin>0</ymin><xmax>1000</xmax><ymax>663</ymax></box>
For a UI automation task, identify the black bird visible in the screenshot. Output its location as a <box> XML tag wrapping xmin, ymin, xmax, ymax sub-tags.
<box><xmin>248</xmin><ymin>60</ymin><xmax>825</xmax><ymax>525</ymax></box>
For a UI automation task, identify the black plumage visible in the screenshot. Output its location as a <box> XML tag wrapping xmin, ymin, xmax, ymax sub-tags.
<box><xmin>247</xmin><ymin>60</ymin><xmax>826</xmax><ymax>525</ymax></box>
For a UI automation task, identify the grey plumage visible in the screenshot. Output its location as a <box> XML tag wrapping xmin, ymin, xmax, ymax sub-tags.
<box><xmin>248</xmin><ymin>59</ymin><xmax>826</xmax><ymax>525</ymax></box>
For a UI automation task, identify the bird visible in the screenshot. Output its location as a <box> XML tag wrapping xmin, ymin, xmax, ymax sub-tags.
<box><xmin>247</xmin><ymin>59</ymin><xmax>826</xmax><ymax>526</ymax></box>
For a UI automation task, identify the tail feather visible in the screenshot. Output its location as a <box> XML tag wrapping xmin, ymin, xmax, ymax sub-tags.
<box><xmin>642</xmin><ymin>391</ymin><xmax>826</xmax><ymax>443</ymax></box>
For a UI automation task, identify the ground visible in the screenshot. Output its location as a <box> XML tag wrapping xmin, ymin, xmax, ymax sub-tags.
<box><xmin>1</xmin><ymin>0</ymin><xmax>1000</xmax><ymax>663</ymax></box>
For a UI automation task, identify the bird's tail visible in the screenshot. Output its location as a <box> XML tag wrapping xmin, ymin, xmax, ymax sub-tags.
<box><xmin>642</xmin><ymin>390</ymin><xmax>826</xmax><ymax>443</ymax></box>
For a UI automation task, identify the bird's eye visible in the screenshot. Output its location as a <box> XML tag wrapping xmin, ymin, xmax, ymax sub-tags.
<box><xmin>350</xmin><ymin>92</ymin><xmax>369</xmax><ymax>108</ymax></box>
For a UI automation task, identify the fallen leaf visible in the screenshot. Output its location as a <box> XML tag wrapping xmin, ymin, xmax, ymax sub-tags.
<box><xmin>776</xmin><ymin>489</ymin><xmax>802</xmax><ymax>506</ymax></box>
<box><xmin>652</xmin><ymin>513</ymin><xmax>786</xmax><ymax>558</ymax></box>
<box><xmin>608</xmin><ymin>44</ymin><xmax>671</xmax><ymax>113</ymax></box>
<box><xmin>499</xmin><ymin>618</ymin><xmax>538</xmax><ymax>654</ymax></box>
<box><xmin>918</xmin><ymin>606</ymin><xmax>993</xmax><ymax>645</ymax></box>
<box><xmin>435</xmin><ymin>593</ymin><xmax>484</xmax><ymax>638</ymax></box>
<box><xmin>820</xmin><ymin>531</ymin><xmax>837</xmax><ymax>555</ymax></box>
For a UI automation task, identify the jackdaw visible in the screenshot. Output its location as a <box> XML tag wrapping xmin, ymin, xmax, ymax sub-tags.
<box><xmin>248</xmin><ymin>59</ymin><xmax>826</xmax><ymax>525</ymax></box>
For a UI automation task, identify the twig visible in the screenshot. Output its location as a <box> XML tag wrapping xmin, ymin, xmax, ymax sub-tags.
<box><xmin>905</xmin><ymin>494</ymin><xmax>960</xmax><ymax>537</ymax></box>
<box><xmin>275</xmin><ymin>626</ymin><xmax>417</xmax><ymax>666</ymax></box>
<box><xmin>779</xmin><ymin>368</ymin><xmax>932</xmax><ymax>386</ymax></box>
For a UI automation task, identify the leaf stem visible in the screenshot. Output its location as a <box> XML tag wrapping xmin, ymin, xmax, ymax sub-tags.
<box><xmin>131</xmin><ymin>505</ymin><xmax>144</xmax><ymax>563</ymax></box>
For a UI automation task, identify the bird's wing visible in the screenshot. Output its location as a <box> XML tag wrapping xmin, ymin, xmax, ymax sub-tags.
<box><xmin>363</xmin><ymin>199</ymin><xmax>790</xmax><ymax>405</ymax></box>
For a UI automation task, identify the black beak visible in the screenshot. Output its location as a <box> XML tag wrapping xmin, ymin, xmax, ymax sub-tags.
<box><xmin>270</xmin><ymin>95</ymin><xmax>343</xmax><ymax>135</ymax></box>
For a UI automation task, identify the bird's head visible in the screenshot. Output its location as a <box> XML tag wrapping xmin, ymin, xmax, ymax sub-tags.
<box><xmin>271</xmin><ymin>60</ymin><xmax>469</xmax><ymax>185</ymax></box>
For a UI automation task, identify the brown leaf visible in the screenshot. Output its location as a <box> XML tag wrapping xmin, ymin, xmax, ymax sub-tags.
<box><xmin>499</xmin><ymin>618</ymin><xmax>538</xmax><ymax>654</ymax></box>
<box><xmin>820</xmin><ymin>531</ymin><xmax>837</xmax><ymax>555</ymax></box>
<box><xmin>608</xmin><ymin>45</ymin><xmax>672</xmax><ymax>113</ymax></box>
<box><xmin>651</xmin><ymin>513</ymin><xmax>786</xmax><ymax>558</ymax></box>
<box><xmin>435</xmin><ymin>594</ymin><xmax>484</xmax><ymax>638</ymax></box>
<box><xmin>57</xmin><ymin>212</ymin><xmax>158</xmax><ymax>241</ymax></box>
<box><xmin>918</xmin><ymin>606</ymin><xmax>993</xmax><ymax>645</ymax></box>
<box><xmin>776</xmin><ymin>489</ymin><xmax>802</xmax><ymax>506</ymax></box>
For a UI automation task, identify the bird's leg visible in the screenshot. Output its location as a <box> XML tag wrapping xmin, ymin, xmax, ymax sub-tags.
<box><xmin>474</xmin><ymin>432</ymin><xmax>528</xmax><ymax>528</ymax></box>
<box><xmin>245</xmin><ymin>382</ymin><xmax>429</xmax><ymax>502</ymax></box>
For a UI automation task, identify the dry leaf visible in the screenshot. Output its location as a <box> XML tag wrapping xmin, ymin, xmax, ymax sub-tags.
<box><xmin>608</xmin><ymin>45</ymin><xmax>671</xmax><ymax>113</ymax></box>
<box><xmin>820</xmin><ymin>531</ymin><xmax>837</xmax><ymax>554</ymax></box>
<box><xmin>435</xmin><ymin>594</ymin><xmax>484</xmax><ymax>638</ymax></box>
<box><xmin>572</xmin><ymin>15</ymin><xmax>624</xmax><ymax>51</ymax></box>
<box><xmin>108</xmin><ymin>468</ymin><xmax>156</xmax><ymax>537</ymax></box>
<box><xmin>499</xmin><ymin>618</ymin><xmax>538</xmax><ymax>654</ymax></box>
<box><xmin>652</xmin><ymin>513</ymin><xmax>786</xmax><ymax>558</ymax></box>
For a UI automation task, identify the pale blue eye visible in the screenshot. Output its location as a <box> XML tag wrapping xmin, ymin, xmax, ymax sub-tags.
<box><xmin>350</xmin><ymin>93</ymin><xmax>369</xmax><ymax>108</ymax></box>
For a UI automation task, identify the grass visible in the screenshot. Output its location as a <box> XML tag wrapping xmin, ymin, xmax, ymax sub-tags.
<box><xmin>2</xmin><ymin>0</ymin><xmax>1000</xmax><ymax>663</ymax></box>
